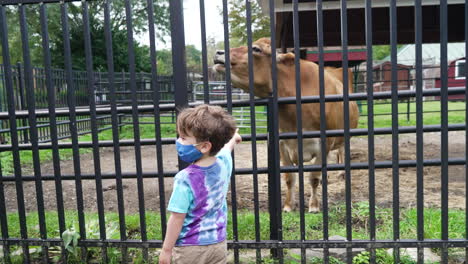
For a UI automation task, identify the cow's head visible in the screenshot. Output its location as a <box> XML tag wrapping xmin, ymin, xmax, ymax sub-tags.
<box><xmin>213</xmin><ymin>38</ymin><xmax>290</xmax><ymax>98</ymax></box>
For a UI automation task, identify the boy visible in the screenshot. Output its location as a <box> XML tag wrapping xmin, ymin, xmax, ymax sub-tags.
<box><xmin>159</xmin><ymin>104</ymin><xmax>242</xmax><ymax>264</ymax></box>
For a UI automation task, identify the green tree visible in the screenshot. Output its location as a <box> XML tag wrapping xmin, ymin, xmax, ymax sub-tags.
<box><xmin>185</xmin><ymin>44</ymin><xmax>202</xmax><ymax>73</ymax></box>
<box><xmin>1</xmin><ymin>6</ymin><xmax>43</xmax><ymax>66</ymax></box>
<box><xmin>224</xmin><ymin>0</ymin><xmax>270</xmax><ymax>45</ymax></box>
<box><xmin>51</xmin><ymin>24</ymin><xmax>152</xmax><ymax>72</ymax></box>
<box><xmin>154</xmin><ymin>48</ymin><xmax>172</xmax><ymax>75</ymax></box>
<box><xmin>373</xmin><ymin>45</ymin><xmax>404</xmax><ymax>61</ymax></box>
<box><xmin>2</xmin><ymin>0</ymin><xmax>170</xmax><ymax>71</ymax></box>
<box><xmin>152</xmin><ymin>45</ymin><xmax>204</xmax><ymax>76</ymax></box>
<box><xmin>25</xmin><ymin>0</ymin><xmax>170</xmax><ymax>44</ymax></box>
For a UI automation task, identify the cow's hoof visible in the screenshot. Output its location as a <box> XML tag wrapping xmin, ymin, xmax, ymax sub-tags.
<box><xmin>283</xmin><ymin>205</ymin><xmax>293</xmax><ymax>212</ymax></box>
<box><xmin>308</xmin><ymin>207</ymin><xmax>320</xmax><ymax>213</ymax></box>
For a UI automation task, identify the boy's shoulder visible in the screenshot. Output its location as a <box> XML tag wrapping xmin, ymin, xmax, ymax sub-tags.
<box><xmin>174</xmin><ymin>168</ymin><xmax>191</xmax><ymax>182</ymax></box>
<box><xmin>215</xmin><ymin>148</ymin><xmax>232</xmax><ymax>159</ymax></box>
<box><xmin>175</xmin><ymin>165</ymin><xmax>205</xmax><ymax>181</ymax></box>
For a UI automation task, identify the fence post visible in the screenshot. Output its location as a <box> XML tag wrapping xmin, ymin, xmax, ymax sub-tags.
<box><xmin>169</xmin><ymin>0</ymin><xmax>189</xmax><ymax>170</ymax></box>
<box><xmin>407</xmin><ymin>98</ymin><xmax>411</xmax><ymax>122</ymax></box>
<box><xmin>267</xmin><ymin>97</ymin><xmax>282</xmax><ymax>259</ymax></box>
<box><xmin>120</xmin><ymin>70</ymin><xmax>125</xmax><ymax>133</ymax></box>
<box><xmin>17</xmin><ymin>63</ymin><xmax>29</xmax><ymax>143</ymax></box>
<box><xmin>353</xmin><ymin>65</ymin><xmax>363</xmax><ymax>113</ymax></box>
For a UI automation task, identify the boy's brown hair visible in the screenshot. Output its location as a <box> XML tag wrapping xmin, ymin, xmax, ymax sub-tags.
<box><xmin>177</xmin><ymin>104</ymin><xmax>237</xmax><ymax>155</ymax></box>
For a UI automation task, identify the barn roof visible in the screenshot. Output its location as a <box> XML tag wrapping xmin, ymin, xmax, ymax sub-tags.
<box><xmin>381</xmin><ymin>43</ymin><xmax>466</xmax><ymax>66</ymax></box>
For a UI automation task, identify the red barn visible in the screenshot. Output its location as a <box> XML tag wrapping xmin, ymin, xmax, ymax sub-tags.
<box><xmin>372</xmin><ymin>61</ymin><xmax>413</xmax><ymax>92</ymax></box>
<box><xmin>435</xmin><ymin>57</ymin><xmax>466</xmax><ymax>101</ymax></box>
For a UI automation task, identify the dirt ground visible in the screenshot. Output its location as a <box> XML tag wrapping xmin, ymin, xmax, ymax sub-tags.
<box><xmin>2</xmin><ymin>131</ymin><xmax>466</xmax><ymax>213</ymax></box>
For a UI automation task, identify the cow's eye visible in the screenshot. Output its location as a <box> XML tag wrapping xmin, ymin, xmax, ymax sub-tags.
<box><xmin>252</xmin><ymin>46</ymin><xmax>262</xmax><ymax>53</ymax></box>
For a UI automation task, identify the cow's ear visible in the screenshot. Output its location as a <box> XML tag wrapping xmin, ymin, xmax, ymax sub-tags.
<box><xmin>277</xmin><ymin>52</ymin><xmax>295</xmax><ymax>65</ymax></box>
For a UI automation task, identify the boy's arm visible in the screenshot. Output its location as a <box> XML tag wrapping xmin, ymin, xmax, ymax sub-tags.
<box><xmin>159</xmin><ymin>212</ymin><xmax>186</xmax><ymax>264</ymax></box>
<box><xmin>223</xmin><ymin>129</ymin><xmax>242</xmax><ymax>152</ymax></box>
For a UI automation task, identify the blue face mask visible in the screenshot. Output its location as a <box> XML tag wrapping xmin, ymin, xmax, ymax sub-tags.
<box><xmin>176</xmin><ymin>139</ymin><xmax>203</xmax><ymax>163</ymax></box>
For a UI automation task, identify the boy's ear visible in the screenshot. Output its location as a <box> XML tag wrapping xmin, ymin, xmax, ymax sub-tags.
<box><xmin>198</xmin><ymin>141</ymin><xmax>212</xmax><ymax>155</ymax></box>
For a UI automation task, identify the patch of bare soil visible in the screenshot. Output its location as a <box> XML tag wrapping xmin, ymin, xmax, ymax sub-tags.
<box><xmin>3</xmin><ymin>131</ymin><xmax>466</xmax><ymax>214</ymax></box>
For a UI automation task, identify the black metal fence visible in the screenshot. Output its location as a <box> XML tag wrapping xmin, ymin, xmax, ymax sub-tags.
<box><xmin>0</xmin><ymin>64</ymin><xmax>182</xmax><ymax>144</ymax></box>
<box><xmin>0</xmin><ymin>1</ymin><xmax>467</xmax><ymax>264</ymax></box>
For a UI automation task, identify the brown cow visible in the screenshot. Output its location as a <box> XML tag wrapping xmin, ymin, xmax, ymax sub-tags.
<box><xmin>213</xmin><ymin>38</ymin><xmax>359</xmax><ymax>213</ymax></box>
<box><xmin>324</xmin><ymin>67</ymin><xmax>359</xmax><ymax>169</ymax></box>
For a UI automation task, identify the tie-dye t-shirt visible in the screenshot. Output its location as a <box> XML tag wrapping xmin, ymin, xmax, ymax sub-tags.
<box><xmin>168</xmin><ymin>148</ymin><xmax>232</xmax><ymax>246</ymax></box>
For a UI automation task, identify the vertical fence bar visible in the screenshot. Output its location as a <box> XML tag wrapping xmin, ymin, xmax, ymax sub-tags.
<box><xmin>60</xmin><ymin>2</ymin><xmax>88</xmax><ymax>261</ymax></box>
<box><xmin>123</xmin><ymin>0</ymin><xmax>148</xmax><ymax>260</ymax></box>
<box><xmin>19</xmin><ymin>5</ymin><xmax>49</xmax><ymax>262</ymax></box>
<box><xmin>0</xmin><ymin>6</ymin><xmax>30</xmax><ymax>263</ymax></box>
<box><xmin>439</xmin><ymin>0</ymin><xmax>449</xmax><ymax>263</ymax></box>
<box><xmin>267</xmin><ymin>99</ymin><xmax>282</xmax><ymax>261</ymax></box>
<box><xmin>13</xmin><ymin>65</ymin><xmax>19</xmax><ymax>112</ymax></box>
<box><xmin>38</xmin><ymin>112</ymin><xmax>43</xmax><ymax>141</ymax></box>
<box><xmin>389</xmin><ymin>0</ymin><xmax>400</xmax><ymax>262</ymax></box>
<box><xmin>169</xmin><ymin>0</ymin><xmax>188</xmax><ymax>173</ymax></box>
<box><xmin>16</xmin><ymin>63</ymin><xmax>28</xmax><ymax>144</ymax></box>
<box><xmin>0</xmin><ymin>151</ymin><xmax>10</xmax><ymax>262</ymax></box>
<box><xmin>292</xmin><ymin>1</ymin><xmax>306</xmax><ymax>263</ymax></box>
<box><xmin>221</xmin><ymin>1</ymin><xmax>240</xmax><ymax>262</ymax></box>
<box><xmin>245</xmin><ymin>1</ymin><xmax>261</xmax><ymax>262</ymax></box>
<box><xmin>146</xmin><ymin>0</ymin><xmax>167</xmax><ymax>242</ymax></box>
<box><xmin>0</xmin><ymin>66</ymin><xmax>3</xmax><ymax>115</ymax></box>
<box><xmin>103</xmin><ymin>0</ymin><xmax>128</xmax><ymax>261</ymax></box>
<box><xmin>0</xmin><ymin>159</ymin><xmax>10</xmax><ymax>263</ymax></box>
<box><xmin>199</xmin><ymin>0</ymin><xmax>210</xmax><ymax>103</ymax></box>
<box><xmin>170</xmin><ymin>0</ymin><xmax>188</xmax><ymax>111</ymax></box>
<box><xmin>406</xmin><ymin>96</ymin><xmax>410</xmax><ymax>122</ymax></box>
<box><xmin>340</xmin><ymin>1</ymin><xmax>352</xmax><ymax>263</ymax></box>
<box><xmin>414</xmin><ymin>0</ymin><xmax>424</xmax><ymax>263</ymax></box>
<box><xmin>316</xmin><ymin>1</ymin><xmax>329</xmax><ymax>262</ymax></box>
<box><xmin>465</xmin><ymin>2</ymin><xmax>468</xmax><ymax>263</ymax></box>
<box><xmin>39</xmin><ymin>5</ymin><xmax>68</xmax><ymax>261</ymax></box>
<box><xmin>267</xmin><ymin>0</ymin><xmax>282</xmax><ymax>260</ymax></box>
<box><xmin>221</xmin><ymin>0</ymin><xmax>232</xmax><ymax>111</ymax></box>
<box><xmin>82</xmin><ymin>1</ymin><xmax>108</xmax><ymax>261</ymax></box>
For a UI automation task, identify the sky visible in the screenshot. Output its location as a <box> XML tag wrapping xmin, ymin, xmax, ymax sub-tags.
<box><xmin>137</xmin><ymin>0</ymin><xmax>225</xmax><ymax>50</ymax></box>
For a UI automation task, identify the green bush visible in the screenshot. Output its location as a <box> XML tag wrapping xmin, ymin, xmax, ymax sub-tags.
<box><xmin>353</xmin><ymin>249</ymin><xmax>417</xmax><ymax>264</ymax></box>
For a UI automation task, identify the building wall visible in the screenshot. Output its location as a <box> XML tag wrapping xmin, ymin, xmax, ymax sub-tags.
<box><xmin>435</xmin><ymin>59</ymin><xmax>466</xmax><ymax>100</ymax></box>
<box><xmin>373</xmin><ymin>62</ymin><xmax>412</xmax><ymax>92</ymax></box>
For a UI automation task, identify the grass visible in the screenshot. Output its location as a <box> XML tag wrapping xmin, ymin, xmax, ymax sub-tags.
<box><xmin>358</xmin><ymin>100</ymin><xmax>465</xmax><ymax>128</ymax></box>
<box><xmin>2</xmin><ymin>203</ymin><xmax>466</xmax><ymax>263</ymax></box>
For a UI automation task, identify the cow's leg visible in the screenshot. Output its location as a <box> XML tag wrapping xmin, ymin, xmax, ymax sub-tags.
<box><xmin>336</xmin><ymin>147</ymin><xmax>343</xmax><ymax>164</ymax></box>
<box><xmin>280</xmin><ymin>141</ymin><xmax>296</xmax><ymax>212</ymax></box>
<box><xmin>283</xmin><ymin>171</ymin><xmax>297</xmax><ymax>212</ymax></box>
<box><xmin>308</xmin><ymin>155</ymin><xmax>322</xmax><ymax>213</ymax></box>
<box><xmin>337</xmin><ymin>147</ymin><xmax>345</xmax><ymax>180</ymax></box>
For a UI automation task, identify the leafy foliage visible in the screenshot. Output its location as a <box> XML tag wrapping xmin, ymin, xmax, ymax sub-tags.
<box><xmin>373</xmin><ymin>45</ymin><xmax>404</xmax><ymax>61</ymax></box>
<box><xmin>224</xmin><ymin>0</ymin><xmax>271</xmax><ymax>45</ymax></box>
<box><xmin>353</xmin><ymin>249</ymin><xmax>417</xmax><ymax>264</ymax></box>
<box><xmin>2</xmin><ymin>1</ymin><xmax>169</xmax><ymax>71</ymax></box>
<box><xmin>50</xmin><ymin>24</ymin><xmax>152</xmax><ymax>72</ymax></box>
<box><xmin>186</xmin><ymin>45</ymin><xmax>202</xmax><ymax>73</ymax></box>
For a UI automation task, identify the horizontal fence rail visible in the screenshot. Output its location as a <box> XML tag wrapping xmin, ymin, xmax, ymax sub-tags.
<box><xmin>0</xmin><ymin>87</ymin><xmax>465</xmax><ymax>118</ymax></box>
